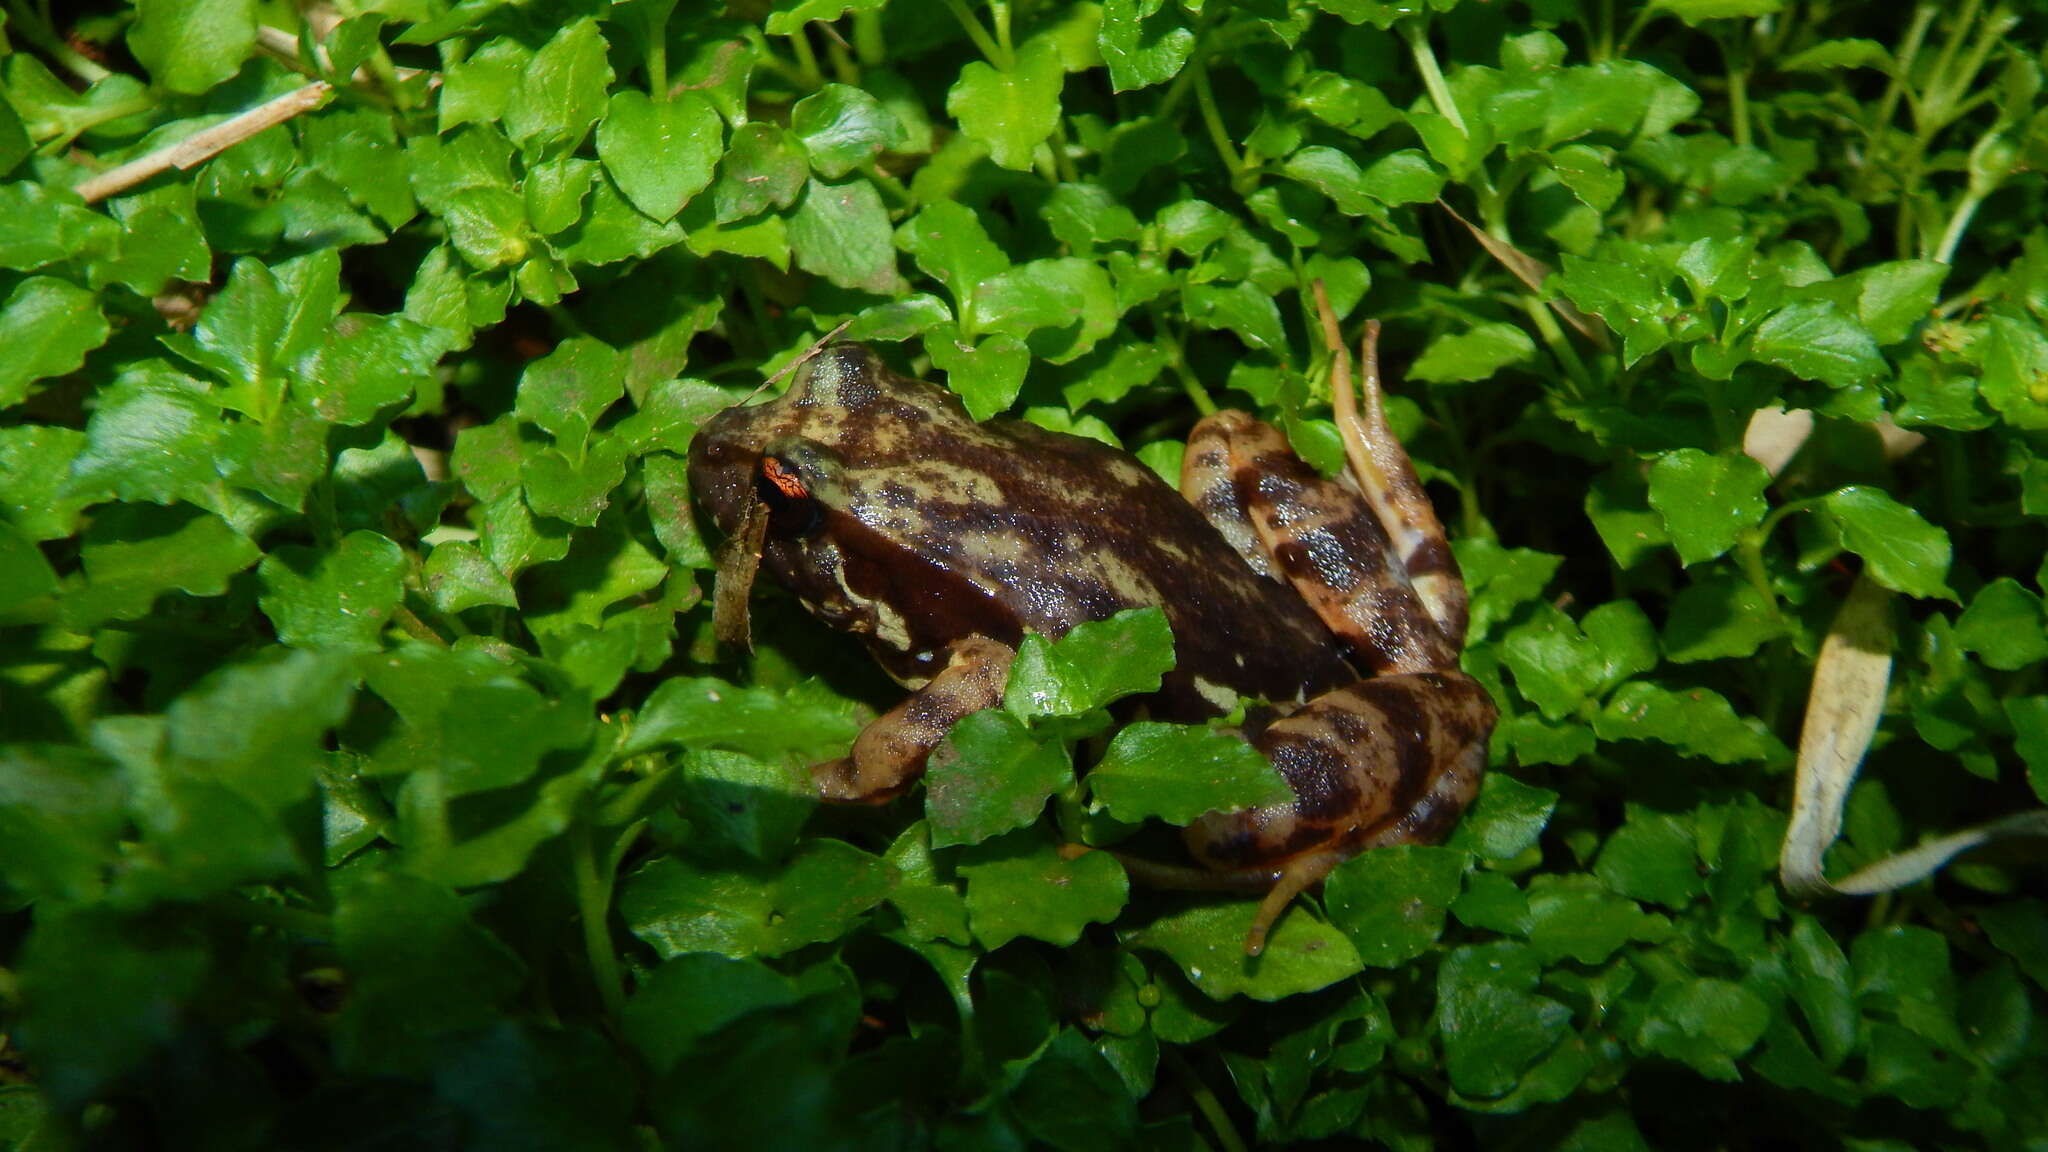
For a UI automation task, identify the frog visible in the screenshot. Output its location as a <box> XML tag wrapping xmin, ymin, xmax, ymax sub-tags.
<box><xmin>685</xmin><ymin>291</ymin><xmax>1496</xmax><ymax>954</ymax></box>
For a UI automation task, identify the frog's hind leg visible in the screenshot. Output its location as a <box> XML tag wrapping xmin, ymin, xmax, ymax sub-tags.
<box><xmin>1184</xmin><ymin>672</ymin><xmax>1495</xmax><ymax>954</ymax></box>
<box><xmin>812</xmin><ymin>635</ymin><xmax>1016</xmax><ymax>802</ymax></box>
<box><xmin>1184</xmin><ymin>409</ymin><xmax>1455</xmax><ymax>676</ymax></box>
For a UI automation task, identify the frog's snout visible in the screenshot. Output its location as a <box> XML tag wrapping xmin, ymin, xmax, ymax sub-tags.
<box><xmin>685</xmin><ymin>408</ymin><xmax>761</xmax><ymax>538</ymax></box>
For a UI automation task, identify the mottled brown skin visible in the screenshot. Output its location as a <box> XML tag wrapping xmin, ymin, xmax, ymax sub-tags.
<box><xmin>688</xmin><ymin>340</ymin><xmax>1495</xmax><ymax>951</ymax></box>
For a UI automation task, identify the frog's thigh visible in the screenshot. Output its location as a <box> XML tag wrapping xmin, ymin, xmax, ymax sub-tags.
<box><xmin>1183</xmin><ymin>672</ymin><xmax>1494</xmax><ymax>947</ymax></box>
<box><xmin>1183</xmin><ymin>411</ymin><xmax>1452</xmax><ymax>675</ymax></box>
<box><xmin>1181</xmin><ymin>410</ymin><xmax>1281</xmax><ymax>579</ymax></box>
<box><xmin>812</xmin><ymin>635</ymin><xmax>1016</xmax><ymax>803</ymax></box>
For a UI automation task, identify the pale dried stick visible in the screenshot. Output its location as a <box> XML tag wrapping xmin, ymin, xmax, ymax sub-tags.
<box><xmin>75</xmin><ymin>81</ymin><xmax>334</xmax><ymax>204</ymax></box>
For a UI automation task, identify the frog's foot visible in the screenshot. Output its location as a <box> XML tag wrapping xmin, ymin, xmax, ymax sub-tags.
<box><xmin>1312</xmin><ymin>281</ymin><xmax>1469</xmax><ymax>649</ymax></box>
<box><xmin>812</xmin><ymin>636</ymin><xmax>1015</xmax><ymax>802</ymax></box>
<box><xmin>1246</xmin><ymin>850</ymin><xmax>1349</xmax><ymax>957</ymax></box>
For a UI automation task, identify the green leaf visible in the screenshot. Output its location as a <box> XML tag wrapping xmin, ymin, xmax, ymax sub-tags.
<box><xmin>1098</xmin><ymin>0</ymin><xmax>1195</xmax><ymax>91</ymax></box>
<box><xmin>1662</xmin><ymin>574</ymin><xmax>1786</xmax><ymax>662</ymax></box>
<box><xmin>1088</xmin><ymin>723</ymin><xmax>1292</xmax><ymax>825</ymax></box>
<box><xmin>0</xmin><ymin>745</ymin><xmax>125</xmax><ymax>902</ymax></box>
<box><xmin>928</xmin><ymin>326</ymin><xmax>1029</xmax><ymax>419</ymax></box>
<box><xmin>958</xmin><ymin>830</ymin><xmax>1128</xmax><ymax>948</ymax></box>
<box><xmin>622</xmin><ymin>839</ymin><xmax>897</xmax><ymax>958</ymax></box>
<box><xmin>1750</xmin><ymin>300</ymin><xmax>1887</xmax><ymax>387</ymax></box>
<box><xmin>2010</xmin><ymin>698</ymin><xmax>2048</xmax><ymax>806</ymax></box>
<box><xmin>1632</xmin><ymin>978</ymin><xmax>1770</xmax><ymax>1081</ymax></box>
<box><xmin>1043</xmin><ymin>183</ymin><xmax>1141</xmax><ymax>253</ymax></box>
<box><xmin>597</xmin><ymin>90</ymin><xmax>723</xmax><ymax>221</ymax></box>
<box><xmin>1821</xmin><ymin>486</ymin><xmax>1954</xmax><ymax>599</ymax></box>
<box><xmin>14</xmin><ymin>906</ymin><xmax>211</xmax><ymax>1110</ymax></box>
<box><xmin>1594</xmin><ymin>807</ymin><xmax>1703</xmax><ymax>907</ymax></box>
<box><xmin>0</xmin><ymin>425</ymin><xmax>87</xmax><ymax>541</ymax></box>
<box><xmin>1126</xmin><ymin>898</ymin><xmax>1363</xmax><ymax>1001</ymax></box>
<box><xmin>0</xmin><ymin>182</ymin><xmax>119</xmax><ymax>271</ymax></box>
<box><xmin>505</xmin><ymin>19</ymin><xmax>613</xmax><ymax>154</ymax></box>
<box><xmin>1184</xmin><ymin>280</ymin><xmax>1286</xmax><ymax>356</ymax></box>
<box><xmin>302</xmin><ymin>314</ymin><xmax>442</xmax><ymax>425</ymax></box>
<box><xmin>706</xmin><ymin>125</ymin><xmax>805</xmax><ymax>224</ymax></box>
<box><xmin>1524</xmin><ymin>874</ymin><xmax>1668</xmax><ymax>963</ymax></box>
<box><xmin>1651</xmin><ymin>0</ymin><xmax>1783</xmax><ymax>22</ymax></box>
<box><xmin>623</xmin><ymin>677</ymin><xmax>866</xmax><ymax>766</ymax></box>
<box><xmin>164</xmin><ymin>647</ymin><xmax>355</xmax><ymax>811</ymax></box>
<box><xmin>127</xmin><ymin>0</ymin><xmax>256</xmax><ymax>94</ymax></box>
<box><xmin>1780</xmin><ymin>38</ymin><xmax>1892</xmax><ymax>71</ymax></box>
<box><xmin>948</xmin><ymin>38</ymin><xmax>1065</xmax><ymax>171</ymax></box>
<box><xmin>62</xmin><ymin>504</ymin><xmax>262</xmax><ymax>628</ymax></box>
<box><xmin>1787</xmin><ymin>915</ymin><xmax>1858</xmax><ymax>1068</ymax></box>
<box><xmin>1500</xmin><ymin>603</ymin><xmax>1605</xmax><ymax>719</ymax></box>
<box><xmin>791</xmin><ymin>83</ymin><xmax>907</xmax><ymax>179</ymax></box>
<box><xmin>1646</xmin><ymin>449</ymin><xmax>1770</xmax><ymax>565</ymax></box>
<box><xmin>975</xmin><ymin>257</ymin><xmax>1119</xmax><ymax>363</ymax></box>
<box><xmin>1408</xmin><ymin>322</ymin><xmax>1536</xmax><ymax>384</ymax></box>
<box><xmin>1013</xmin><ymin>1029</ymin><xmax>1142</xmax><ymax>1152</ymax></box>
<box><xmin>1953</xmin><ymin>577</ymin><xmax>2048</xmax><ymax>670</ymax></box>
<box><xmin>515</xmin><ymin>337</ymin><xmax>628</xmax><ymax>459</ymax></box>
<box><xmin>788</xmin><ymin>176</ymin><xmax>906</xmax><ymax>296</ymax></box>
<box><xmin>1435</xmin><ymin>942</ymin><xmax>1572</xmax><ymax>1098</ymax></box>
<box><xmin>677</xmin><ymin>750</ymin><xmax>816</xmax><ymax>864</ymax></box>
<box><xmin>1361</xmin><ymin>149</ymin><xmax>1448</xmax><ymax>205</ymax></box>
<box><xmin>1975</xmin><ymin>899</ymin><xmax>2048</xmax><ymax>990</ymax></box>
<box><xmin>258</xmin><ymin>532</ymin><xmax>407</xmax><ymax>654</ymax></box>
<box><xmin>425</xmin><ymin>539</ymin><xmax>520</xmax><ymax>614</ymax></box>
<box><xmin>1002</xmin><ymin>607</ymin><xmax>1175</xmax><ymax>718</ymax></box>
<box><xmin>1971</xmin><ymin>310</ymin><xmax>2048</xmax><ymax>430</ymax></box>
<box><xmin>1592</xmin><ymin>682</ymin><xmax>1769</xmax><ymax>763</ymax></box>
<box><xmin>925</xmin><ymin>710</ymin><xmax>1072</xmax><ymax>848</ymax></box>
<box><xmin>1324</xmin><ymin>845</ymin><xmax>1468</xmax><ymax>967</ymax></box>
<box><xmin>0</xmin><ymin>278</ymin><xmax>108</xmax><ymax>407</ymax></box>
<box><xmin>899</xmin><ymin>201</ymin><xmax>1009</xmax><ymax>309</ymax></box>
<box><xmin>333</xmin><ymin>870</ymin><xmax>524</xmax><ymax>1047</ymax></box>
<box><xmin>1447</xmin><ymin>772</ymin><xmax>1558</xmax><ymax>860</ymax></box>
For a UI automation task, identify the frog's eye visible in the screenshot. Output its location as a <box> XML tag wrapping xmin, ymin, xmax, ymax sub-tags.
<box><xmin>756</xmin><ymin>453</ymin><xmax>823</xmax><ymax>536</ymax></box>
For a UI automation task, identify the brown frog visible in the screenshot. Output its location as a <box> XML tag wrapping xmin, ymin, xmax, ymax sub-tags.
<box><xmin>686</xmin><ymin>292</ymin><xmax>1495</xmax><ymax>953</ymax></box>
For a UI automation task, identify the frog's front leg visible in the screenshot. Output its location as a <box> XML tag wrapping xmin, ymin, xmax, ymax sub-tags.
<box><xmin>812</xmin><ymin>635</ymin><xmax>1016</xmax><ymax>802</ymax></box>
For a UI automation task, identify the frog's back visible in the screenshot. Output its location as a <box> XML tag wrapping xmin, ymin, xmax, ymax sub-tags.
<box><xmin>834</xmin><ymin>401</ymin><xmax>1356</xmax><ymax>716</ymax></box>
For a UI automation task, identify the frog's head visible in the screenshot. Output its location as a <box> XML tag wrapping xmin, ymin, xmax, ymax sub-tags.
<box><xmin>687</xmin><ymin>341</ymin><xmax>949</xmax><ymax>542</ymax></box>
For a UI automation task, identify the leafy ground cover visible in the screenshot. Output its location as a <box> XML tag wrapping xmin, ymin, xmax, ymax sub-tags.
<box><xmin>2</xmin><ymin>0</ymin><xmax>2047</xmax><ymax>1147</ymax></box>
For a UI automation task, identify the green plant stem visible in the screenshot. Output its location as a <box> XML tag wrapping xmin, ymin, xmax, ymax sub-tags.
<box><xmin>852</xmin><ymin>10</ymin><xmax>885</xmax><ymax>66</ymax></box>
<box><xmin>989</xmin><ymin>0</ymin><xmax>1015</xmax><ymax>65</ymax></box>
<box><xmin>1918</xmin><ymin>0</ymin><xmax>1983</xmax><ymax>128</ymax></box>
<box><xmin>572</xmin><ymin>819</ymin><xmax>627</xmax><ymax>1020</ymax></box>
<box><xmin>5</xmin><ymin>0</ymin><xmax>112</xmax><ymax>84</ymax></box>
<box><xmin>826</xmin><ymin>36</ymin><xmax>860</xmax><ymax>86</ymax></box>
<box><xmin>1160</xmin><ymin>317</ymin><xmax>1219</xmax><ymax>416</ymax></box>
<box><xmin>786</xmin><ymin>25</ymin><xmax>824</xmax><ymax>89</ymax></box>
<box><xmin>1049</xmin><ymin>121</ymin><xmax>1081</xmax><ymax>184</ymax></box>
<box><xmin>1190</xmin><ymin>62</ymin><xmax>1247</xmax><ymax>188</ymax></box>
<box><xmin>943</xmin><ymin>0</ymin><xmax>1008</xmax><ymax>68</ymax></box>
<box><xmin>1932</xmin><ymin>189</ymin><xmax>1985</xmax><ymax>266</ymax></box>
<box><xmin>1401</xmin><ymin>19</ymin><xmax>1466</xmax><ymax>139</ymax></box>
<box><xmin>1523</xmin><ymin>297</ymin><xmax>1590</xmax><ymax>397</ymax></box>
<box><xmin>390</xmin><ymin>604</ymin><xmax>448</xmax><ymax>647</ymax></box>
<box><xmin>1871</xmin><ymin>5</ymin><xmax>1934</xmax><ymax>135</ymax></box>
<box><xmin>1725</xmin><ymin>54</ymin><xmax>1753</xmax><ymax>150</ymax></box>
<box><xmin>1165</xmin><ymin>1047</ymin><xmax>1248</xmax><ymax>1152</ymax></box>
<box><xmin>647</xmin><ymin>33</ymin><xmax>669</xmax><ymax>98</ymax></box>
